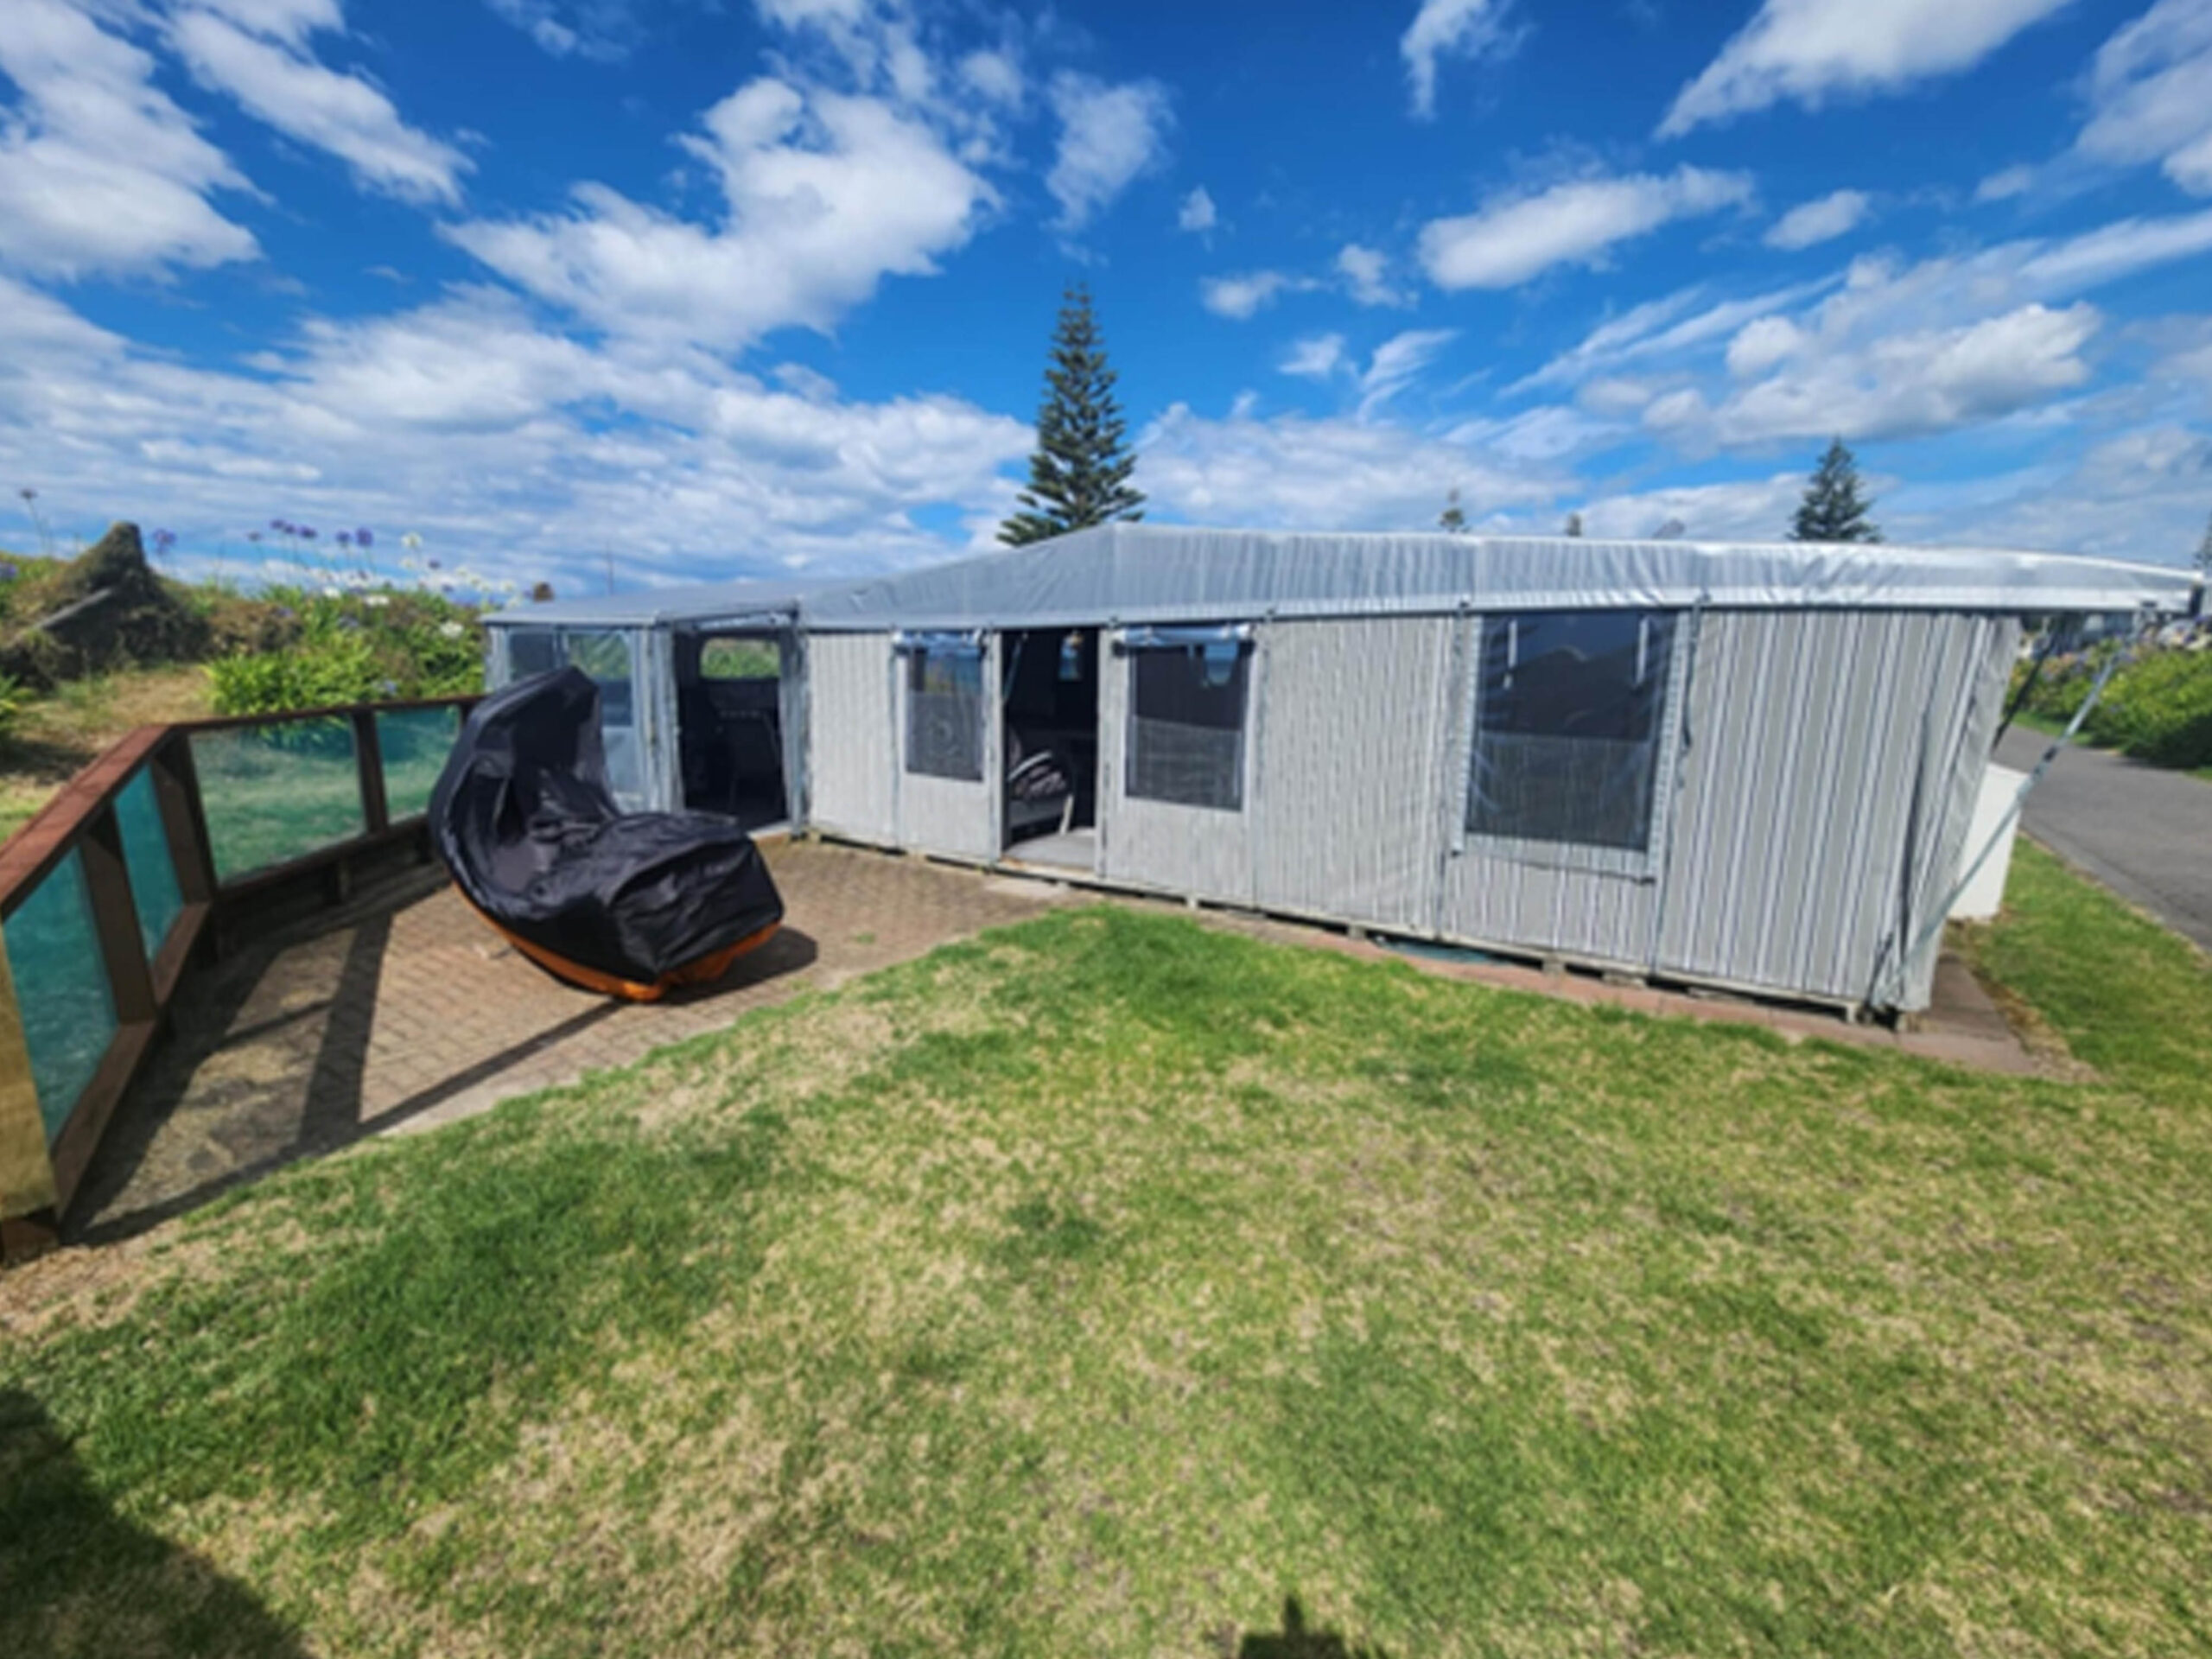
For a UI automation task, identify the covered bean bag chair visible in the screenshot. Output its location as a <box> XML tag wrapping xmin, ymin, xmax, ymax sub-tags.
<box><xmin>430</xmin><ymin>668</ymin><xmax>784</xmax><ymax>1001</ymax></box>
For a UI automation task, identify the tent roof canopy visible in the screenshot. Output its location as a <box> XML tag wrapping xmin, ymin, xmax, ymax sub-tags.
<box><xmin>492</xmin><ymin>525</ymin><xmax>2204</xmax><ymax>633</ymax></box>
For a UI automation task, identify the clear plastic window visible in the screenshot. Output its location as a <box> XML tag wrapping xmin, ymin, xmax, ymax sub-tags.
<box><xmin>1127</xmin><ymin>641</ymin><xmax>1249</xmax><ymax>811</ymax></box>
<box><xmin>1467</xmin><ymin>611</ymin><xmax>1675</xmax><ymax>854</ymax></box>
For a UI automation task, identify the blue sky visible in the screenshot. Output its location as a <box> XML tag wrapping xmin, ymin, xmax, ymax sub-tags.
<box><xmin>3</xmin><ymin>0</ymin><xmax>2210</xmax><ymax>596</ymax></box>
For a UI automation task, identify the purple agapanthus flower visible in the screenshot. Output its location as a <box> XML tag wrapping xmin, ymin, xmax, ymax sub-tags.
<box><xmin>270</xmin><ymin>518</ymin><xmax>288</xmax><ymax>532</ymax></box>
<box><xmin>151</xmin><ymin>529</ymin><xmax>176</xmax><ymax>556</ymax></box>
<box><xmin>336</xmin><ymin>531</ymin><xmax>353</xmax><ymax>548</ymax></box>
<box><xmin>300</xmin><ymin>526</ymin><xmax>317</xmax><ymax>540</ymax></box>
<box><xmin>355</xmin><ymin>528</ymin><xmax>374</xmax><ymax>548</ymax></box>
<box><xmin>0</xmin><ymin>563</ymin><xmax>17</xmax><ymax>582</ymax></box>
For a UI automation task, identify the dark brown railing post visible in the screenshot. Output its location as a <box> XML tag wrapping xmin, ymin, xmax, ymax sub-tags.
<box><xmin>150</xmin><ymin>731</ymin><xmax>216</xmax><ymax>908</ymax></box>
<box><xmin>353</xmin><ymin>708</ymin><xmax>391</xmax><ymax>836</ymax></box>
<box><xmin>79</xmin><ymin>804</ymin><xmax>156</xmax><ymax>1027</ymax></box>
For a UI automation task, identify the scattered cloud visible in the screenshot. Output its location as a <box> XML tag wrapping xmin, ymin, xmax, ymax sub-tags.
<box><xmin>1337</xmin><ymin>242</ymin><xmax>1409</xmax><ymax>306</ymax></box>
<box><xmin>1140</xmin><ymin>398</ymin><xmax>1558</xmax><ymax>530</ymax></box>
<box><xmin>1280</xmin><ymin>333</ymin><xmax>1347</xmax><ymax>378</ymax></box>
<box><xmin>1359</xmin><ymin>327</ymin><xmax>1458</xmax><ymax>414</ymax></box>
<box><xmin>1764</xmin><ymin>188</ymin><xmax>1872</xmax><ymax>249</ymax></box>
<box><xmin>482</xmin><ymin>0</ymin><xmax>645</xmax><ymax>62</ymax></box>
<box><xmin>1177</xmin><ymin>183</ymin><xmax>1217</xmax><ymax>232</ymax></box>
<box><xmin>1200</xmin><ymin>269</ymin><xmax>1314</xmax><ymax>319</ymax></box>
<box><xmin>167</xmin><ymin>4</ymin><xmax>472</xmax><ymax>205</ymax></box>
<box><xmin>956</xmin><ymin>48</ymin><xmax>1023</xmax><ymax>108</ymax></box>
<box><xmin>1419</xmin><ymin>166</ymin><xmax>1754</xmax><ymax>289</ymax></box>
<box><xmin>447</xmin><ymin>78</ymin><xmax>993</xmax><ymax>351</ymax></box>
<box><xmin>1975</xmin><ymin>162</ymin><xmax>2037</xmax><ymax>201</ymax></box>
<box><xmin>2075</xmin><ymin>0</ymin><xmax>2212</xmax><ymax>195</ymax></box>
<box><xmin>1401</xmin><ymin>0</ymin><xmax>1517</xmax><ymax>119</ymax></box>
<box><xmin>1659</xmin><ymin>0</ymin><xmax>2072</xmax><ymax>137</ymax></box>
<box><xmin>0</xmin><ymin>0</ymin><xmax>258</xmax><ymax>278</ymax></box>
<box><xmin>1681</xmin><ymin>299</ymin><xmax>2101</xmax><ymax>444</ymax></box>
<box><xmin>0</xmin><ymin>281</ymin><xmax>1032</xmax><ymax>592</ymax></box>
<box><xmin>1045</xmin><ymin>72</ymin><xmax>1171</xmax><ymax>232</ymax></box>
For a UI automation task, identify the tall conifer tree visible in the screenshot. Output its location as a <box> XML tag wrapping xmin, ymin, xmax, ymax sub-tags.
<box><xmin>1789</xmin><ymin>437</ymin><xmax>1882</xmax><ymax>543</ymax></box>
<box><xmin>999</xmin><ymin>285</ymin><xmax>1145</xmax><ymax>545</ymax></box>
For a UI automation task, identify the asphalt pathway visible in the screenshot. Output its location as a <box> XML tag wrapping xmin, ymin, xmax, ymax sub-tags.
<box><xmin>1994</xmin><ymin>725</ymin><xmax>2212</xmax><ymax>954</ymax></box>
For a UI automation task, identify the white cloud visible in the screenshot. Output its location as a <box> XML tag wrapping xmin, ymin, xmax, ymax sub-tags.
<box><xmin>1280</xmin><ymin>334</ymin><xmax>1346</xmax><ymax>379</ymax></box>
<box><xmin>1401</xmin><ymin>0</ymin><xmax>1516</xmax><ymax>119</ymax></box>
<box><xmin>447</xmin><ymin>78</ymin><xmax>993</xmax><ymax>350</ymax></box>
<box><xmin>1689</xmin><ymin>300</ymin><xmax>2101</xmax><ymax>444</ymax></box>
<box><xmin>1139</xmin><ymin>400</ymin><xmax>1558</xmax><ymax>531</ymax></box>
<box><xmin>1200</xmin><ymin>270</ymin><xmax>1312</xmax><ymax>320</ymax></box>
<box><xmin>1568</xmin><ymin>474</ymin><xmax>1811</xmax><ymax>542</ymax></box>
<box><xmin>0</xmin><ymin>0</ymin><xmax>258</xmax><ymax>278</ymax></box>
<box><xmin>1045</xmin><ymin>73</ymin><xmax>1171</xmax><ymax>232</ymax></box>
<box><xmin>168</xmin><ymin>6</ymin><xmax>471</xmax><ymax>205</ymax></box>
<box><xmin>1177</xmin><ymin>184</ymin><xmax>1217</xmax><ymax>232</ymax></box>
<box><xmin>482</xmin><ymin>1</ymin><xmax>641</xmax><ymax>61</ymax></box>
<box><xmin>0</xmin><ymin>282</ymin><xmax>1033</xmax><ymax>592</ymax></box>
<box><xmin>957</xmin><ymin>48</ymin><xmax>1023</xmax><ymax>108</ymax></box>
<box><xmin>1659</xmin><ymin>0</ymin><xmax>2072</xmax><ymax>137</ymax></box>
<box><xmin>1764</xmin><ymin>188</ymin><xmax>1872</xmax><ymax>249</ymax></box>
<box><xmin>2075</xmin><ymin>0</ymin><xmax>2212</xmax><ymax>195</ymax></box>
<box><xmin>1725</xmin><ymin>313</ymin><xmax>1806</xmax><ymax>375</ymax></box>
<box><xmin>2010</xmin><ymin>207</ymin><xmax>2212</xmax><ymax>289</ymax></box>
<box><xmin>1975</xmin><ymin>162</ymin><xmax>2037</xmax><ymax>202</ymax></box>
<box><xmin>1337</xmin><ymin>242</ymin><xmax>1408</xmax><ymax>306</ymax></box>
<box><xmin>1359</xmin><ymin>327</ymin><xmax>1458</xmax><ymax>414</ymax></box>
<box><xmin>1419</xmin><ymin>167</ymin><xmax>1754</xmax><ymax>289</ymax></box>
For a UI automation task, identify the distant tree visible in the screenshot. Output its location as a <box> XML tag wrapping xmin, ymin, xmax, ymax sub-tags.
<box><xmin>999</xmin><ymin>284</ymin><xmax>1145</xmax><ymax>546</ymax></box>
<box><xmin>1439</xmin><ymin>488</ymin><xmax>1469</xmax><ymax>533</ymax></box>
<box><xmin>1562</xmin><ymin>512</ymin><xmax>1584</xmax><ymax>537</ymax></box>
<box><xmin>1790</xmin><ymin>436</ymin><xmax>1882</xmax><ymax>543</ymax></box>
<box><xmin>1654</xmin><ymin>517</ymin><xmax>1687</xmax><ymax>540</ymax></box>
<box><xmin>529</xmin><ymin>581</ymin><xmax>556</xmax><ymax>603</ymax></box>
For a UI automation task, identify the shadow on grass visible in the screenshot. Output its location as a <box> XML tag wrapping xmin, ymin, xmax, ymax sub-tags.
<box><xmin>1236</xmin><ymin>1596</ymin><xmax>1391</xmax><ymax>1658</ymax></box>
<box><xmin>0</xmin><ymin>1388</ymin><xmax>309</xmax><ymax>1657</ymax></box>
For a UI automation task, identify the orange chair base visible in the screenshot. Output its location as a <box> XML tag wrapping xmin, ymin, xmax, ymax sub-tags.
<box><xmin>461</xmin><ymin>896</ymin><xmax>780</xmax><ymax>1002</ymax></box>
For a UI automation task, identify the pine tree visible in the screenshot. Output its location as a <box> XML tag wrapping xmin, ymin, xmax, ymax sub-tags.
<box><xmin>1562</xmin><ymin>512</ymin><xmax>1584</xmax><ymax>537</ymax></box>
<box><xmin>2196</xmin><ymin>509</ymin><xmax>2212</xmax><ymax>579</ymax></box>
<box><xmin>1438</xmin><ymin>488</ymin><xmax>1469</xmax><ymax>533</ymax></box>
<box><xmin>1790</xmin><ymin>436</ymin><xmax>1882</xmax><ymax>543</ymax></box>
<box><xmin>999</xmin><ymin>285</ymin><xmax>1145</xmax><ymax>546</ymax></box>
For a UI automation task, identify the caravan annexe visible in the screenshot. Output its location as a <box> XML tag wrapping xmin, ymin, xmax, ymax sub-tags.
<box><xmin>482</xmin><ymin>526</ymin><xmax>2202</xmax><ymax>1015</ymax></box>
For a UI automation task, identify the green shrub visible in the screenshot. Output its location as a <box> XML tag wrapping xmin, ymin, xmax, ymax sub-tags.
<box><xmin>2011</xmin><ymin>642</ymin><xmax>2212</xmax><ymax>769</ymax></box>
<box><xmin>0</xmin><ymin>673</ymin><xmax>22</xmax><ymax>742</ymax></box>
<box><xmin>207</xmin><ymin>586</ymin><xmax>485</xmax><ymax>716</ymax></box>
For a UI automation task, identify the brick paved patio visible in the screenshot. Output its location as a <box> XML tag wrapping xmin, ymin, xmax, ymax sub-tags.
<box><xmin>66</xmin><ymin>837</ymin><xmax>2037</xmax><ymax>1244</ymax></box>
<box><xmin>68</xmin><ymin>841</ymin><xmax>1061</xmax><ymax>1241</ymax></box>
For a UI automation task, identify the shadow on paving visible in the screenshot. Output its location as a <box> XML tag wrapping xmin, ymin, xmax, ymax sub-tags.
<box><xmin>67</xmin><ymin>868</ymin><xmax>817</xmax><ymax>1247</ymax></box>
<box><xmin>0</xmin><ymin>1388</ymin><xmax>309</xmax><ymax>1658</ymax></box>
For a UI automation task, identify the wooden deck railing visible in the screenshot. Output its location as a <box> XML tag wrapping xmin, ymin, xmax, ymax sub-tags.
<box><xmin>0</xmin><ymin>695</ymin><xmax>478</xmax><ymax>1260</ymax></box>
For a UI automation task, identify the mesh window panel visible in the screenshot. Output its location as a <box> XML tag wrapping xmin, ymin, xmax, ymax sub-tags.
<box><xmin>507</xmin><ymin>629</ymin><xmax>558</xmax><ymax>677</ymax></box>
<box><xmin>0</xmin><ymin>849</ymin><xmax>118</xmax><ymax>1141</ymax></box>
<box><xmin>376</xmin><ymin>705</ymin><xmax>462</xmax><ymax>820</ymax></box>
<box><xmin>191</xmin><ymin>719</ymin><xmax>365</xmax><ymax>882</ymax></box>
<box><xmin>1467</xmin><ymin>611</ymin><xmax>1675</xmax><ymax>854</ymax></box>
<box><xmin>1127</xmin><ymin>643</ymin><xmax>1249</xmax><ymax>811</ymax></box>
<box><xmin>906</xmin><ymin>647</ymin><xmax>984</xmax><ymax>781</ymax></box>
<box><xmin>113</xmin><ymin>766</ymin><xmax>185</xmax><ymax>961</ymax></box>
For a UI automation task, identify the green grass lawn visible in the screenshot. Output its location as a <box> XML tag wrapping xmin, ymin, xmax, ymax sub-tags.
<box><xmin>5</xmin><ymin>842</ymin><xmax>2211</xmax><ymax>1656</ymax></box>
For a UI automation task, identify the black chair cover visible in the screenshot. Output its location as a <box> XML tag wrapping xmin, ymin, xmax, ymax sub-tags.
<box><xmin>429</xmin><ymin>668</ymin><xmax>784</xmax><ymax>992</ymax></box>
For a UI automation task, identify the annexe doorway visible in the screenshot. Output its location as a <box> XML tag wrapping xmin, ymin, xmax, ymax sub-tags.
<box><xmin>675</xmin><ymin>630</ymin><xmax>792</xmax><ymax>831</ymax></box>
<box><xmin>999</xmin><ymin>627</ymin><xmax>1098</xmax><ymax>868</ymax></box>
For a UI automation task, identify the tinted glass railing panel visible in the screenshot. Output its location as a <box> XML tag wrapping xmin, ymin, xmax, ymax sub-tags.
<box><xmin>1</xmin><ymin>849</ymin><xmax>119</xmax><ymax>1141</ymax></box>
<box><xmin>113</xmin><ymin>766</ymin><xmax>186</xmax><ymax>961</ymax></box>
<box><xmin>376</xmin><ymin>706</ymin><xmax>462</xmax><ymax>821</ymax></box>
<box><xmin>192</xmin><ymin>719</ymin><xmax>365</xmax><ymax>883</ymax></box>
